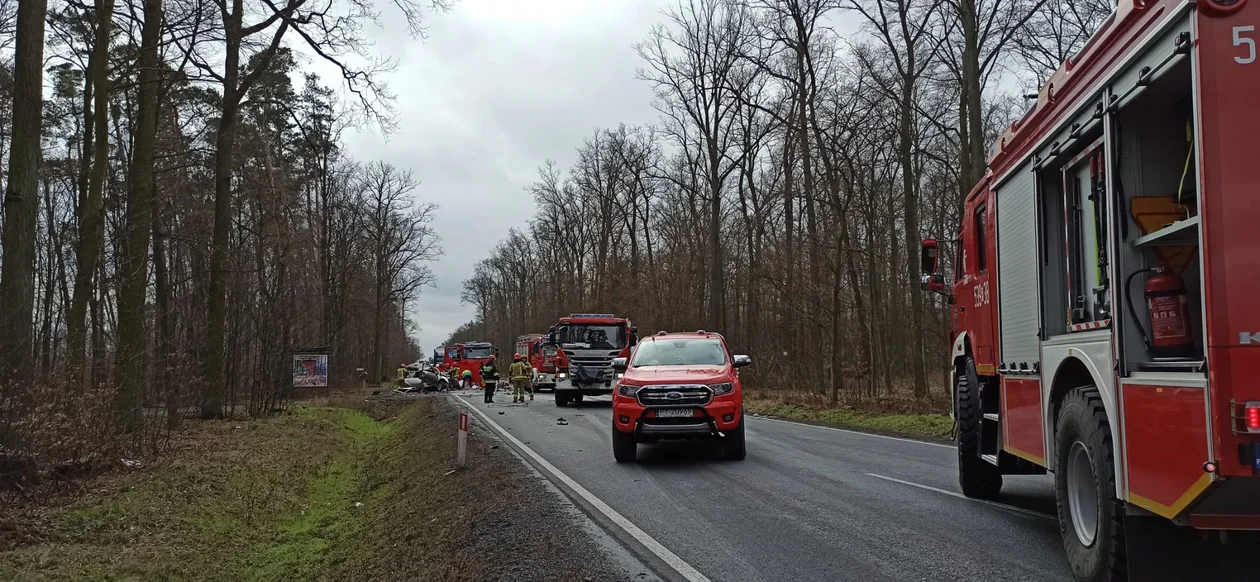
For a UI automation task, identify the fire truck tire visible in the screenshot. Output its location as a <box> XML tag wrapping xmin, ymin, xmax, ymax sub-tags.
<box><xmin>956</xmin><ymin>358</ymin><xmax>1003</xmax><ymax>500</ymax></box>
<box><xmin>723</xmin><ymin>419</ymin><xmax>747</xmax><ymax>460</ymax></box>
<box><xmin>556</xmin><ymin>393</ymin><xmax>569</xmax><ymax>407</ymax></box>
<box><xmin>1054</xmin><ymin>386</ymin><xmax>1126</xmax><ymax>582</ymax></box>
<box><xmin>612</xmin><ymin>427</ymin><xmax>637</xmax><ymax>462</ymax></box>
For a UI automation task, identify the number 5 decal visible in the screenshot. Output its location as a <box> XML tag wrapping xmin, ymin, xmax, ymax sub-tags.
<box><xmin>1235</xmin><ymin>26</ymin><xmax>1256</xmax><ymax>65</ymax></box>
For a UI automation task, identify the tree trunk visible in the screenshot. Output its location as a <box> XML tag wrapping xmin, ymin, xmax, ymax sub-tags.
<box><xmin>707</xmin><ymin>148</ymin><xmax>723</xmax><ymax>331</ymax></box>
<box><xmin>116</xmin><ymin>0</ymin><xmax>163</xmax><ymax>430</ymax></box>
<box><xmin>961</xmin><ymin>0</ymin><xmax>985</xmax><ymax>197</ymax></box>
<box><xmin>67</xmin><ymin>0</ymin><xmax>116</xmax><ymax>387</ymax></box>
<box><xmin>205</xmin><ymin>2</ymin><xmax>243</xmax><ymax>418</ymax></box>
<box><xmin>39</xmin><ymin>175</ymin><xmax>57</xmax><ymax>378</ymax></box>
<box><xmin>0</xmin><ymin>0</ymin><xmax>50</xmax><ymax>391</ymax></box>
<box><xmin>900</xmin><ymin>73</ymin><xmax>928</xmax><ymax>398</ymax></box>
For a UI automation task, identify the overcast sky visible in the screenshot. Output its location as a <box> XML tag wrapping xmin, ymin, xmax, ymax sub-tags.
<box><xmin>315</xmin><ymin>0</ymin><xmax>670</xmax><ymax>353</ymax></box>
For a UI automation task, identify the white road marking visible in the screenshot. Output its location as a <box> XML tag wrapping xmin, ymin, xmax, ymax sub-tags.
<box><xmin>751</xmin><ymin>415</ymin><xmax>955</xmax><ymax>449</ymax></box>
<box><xmin>865</xmin><ymin>473</ymin><xmax>1056</xmax><ymax>521</ymax></box>
<box><xmin>454</xmin><ymin>397</ymin><xmax>712</xmax><ymax>582</ymax></box>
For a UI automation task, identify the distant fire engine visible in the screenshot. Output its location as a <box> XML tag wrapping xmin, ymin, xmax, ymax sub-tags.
<box><xmin>516</xmin><ymin>333</ymin><xmax>566</xmax><ymax>392</ymax></box>
<box><xmin>921</xmin><ymin>1</ymin><xmax>1260</xmax><ymax>579</ymax></box>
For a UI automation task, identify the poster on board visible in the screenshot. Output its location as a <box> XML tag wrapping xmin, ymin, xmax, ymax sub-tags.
<box><xmin>293</xmin><ymin>354</ymin><xmax>329</xmax><ymax>387</ymax></box>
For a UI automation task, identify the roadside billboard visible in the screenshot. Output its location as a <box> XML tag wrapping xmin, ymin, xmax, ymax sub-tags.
<box><xmin>293</xmin><ymin>354</ymin><xmax>329</xmax><ymax>387</ymax></box>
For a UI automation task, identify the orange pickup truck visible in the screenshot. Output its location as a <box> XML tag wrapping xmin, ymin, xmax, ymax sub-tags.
<box><xmin>610</xmin><ymin>331</ymin><xmax>751</xmax><ymax>462</ymax></box>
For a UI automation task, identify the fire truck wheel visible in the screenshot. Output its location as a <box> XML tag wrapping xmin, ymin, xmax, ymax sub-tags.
<box><xmin>1054</xmin><ymin>386</ymin><xmax>1125</xmax><ymax>582</ymax></box>
<box><xmin>956</xmin><ymin>358</ymin><xmax>1002</xmax><ymax>499</ymax></box>
<box><xmin>723</xmin><ymin>419</ymin><xmax>747</xmax><ymax>460</ymax></box>
<box><xmin>612</xmin><ymin>427</ymin><xmax>637</xmax><ymax>462</ymax></box>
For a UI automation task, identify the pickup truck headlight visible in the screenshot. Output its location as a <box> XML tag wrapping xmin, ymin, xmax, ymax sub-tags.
<box><xmin>618</xmin><ymin>383</ymin><xmax>641</xmax><ymax>396</ymax></box>
<box><xmin>709</xmin><ymin>382</ymin><xmax>734</xmax><ymax>396</ymax></box>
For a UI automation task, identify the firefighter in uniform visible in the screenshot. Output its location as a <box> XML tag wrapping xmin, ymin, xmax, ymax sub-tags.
<box><xmin>480</xmin><ymin>355</ymin><xmax>499</xmax><ymax>403</ymax></box>
<box><xmin>396</xmin><ymin>364</ymin><xmax>408</xmax><ymax>389</ymax></box>
<box><xmin>461</xmin><ymin>369</ymin><xmax>474</xmax><ymax>390</ymax></box>
<box><xmin>523</xmin><ymin>359</ymin><xmax>535</xmax><ymax>401</ymax></box>
<box><xmin>509</xmin><ymin>354</ymin><xmax>532</xmax><ymax>403</ymax></box>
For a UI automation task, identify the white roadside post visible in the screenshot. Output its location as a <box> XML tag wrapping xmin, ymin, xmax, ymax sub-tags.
<box><xmin>457</xmin><ymin>410</ymin><xmax>469</xmax><ymax>467</ymax></box>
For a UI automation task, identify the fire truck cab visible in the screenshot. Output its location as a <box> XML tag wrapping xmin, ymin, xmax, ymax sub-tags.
<box><xmin>921</xmin><ymin>1</ymin><xmax>1260</xmax><ymax>578</ymax></box>
<box><xmin>547</xmin><ymin>314</ymin><xmax>638</xmax><ymax>407</ymax></box>
<box><xmin>440</xmin><ymin>341</ymin><xmax>495</xmax><ymax>385</ymax></box>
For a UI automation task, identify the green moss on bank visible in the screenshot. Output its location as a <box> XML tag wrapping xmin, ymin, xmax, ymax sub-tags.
<box><xmin>745</xmin><ymin>401</ymin><xmax>954</xmax><ymax>441</ymax></box>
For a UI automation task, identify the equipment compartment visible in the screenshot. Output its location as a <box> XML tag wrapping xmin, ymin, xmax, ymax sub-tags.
<box><xmin>1111</xmin><ymin>56</ymin><xmax>1205</xmax><ymax>374</ymax></box>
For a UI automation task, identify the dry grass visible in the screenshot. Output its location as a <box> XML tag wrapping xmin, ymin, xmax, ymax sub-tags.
<box><xmin>0</xmin><ymin>395</ymin><xmax>610</xmax><ymax>581</ymax></box>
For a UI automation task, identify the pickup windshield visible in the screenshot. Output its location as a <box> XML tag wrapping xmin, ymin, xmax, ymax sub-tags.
<box><xmin>560</xmin><ymin>324</ymin><xmax>625</xmax><ymax>350</ymax></box>
<box><xmin>630</xmin><ymin>338</ymin><xmax>726</xmax><ymax>367</ymax></box>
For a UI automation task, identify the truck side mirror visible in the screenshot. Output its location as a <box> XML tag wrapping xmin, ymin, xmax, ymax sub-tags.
<box><xmin>732</xmin><ymin>355</ymin><xmax>752</xmax><ymax>368</ymax></box>
<box><xmin>630</xmin><ymin>327</ymin><xmax>639</xmax><ymax>346</ymax></box>
<box><xmin>611</xmin><ymin>357</ymin><xmax>628</xmax><ymax>372</ymax></box>
<box><xmin>920</xmin><ymin>273</ymin><xmax>946</xmax><ymax>293</ymax></box>
<box><xmin>920</xmin><ymin>238</ymin><xmax>939</xmax><ymax>276</ymax></box>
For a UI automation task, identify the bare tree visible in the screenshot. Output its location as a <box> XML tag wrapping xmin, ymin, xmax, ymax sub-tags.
<box><xmin>638</xmin><ymin>0</ymin><xmax>754</xmax><ymax>330</ymax></box>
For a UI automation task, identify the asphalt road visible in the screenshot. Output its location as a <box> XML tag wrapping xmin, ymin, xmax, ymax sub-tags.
<box><xmin>454</xmin><ymin>389</ymin><xmax>1069</xmax><ymax>582</ymax></box>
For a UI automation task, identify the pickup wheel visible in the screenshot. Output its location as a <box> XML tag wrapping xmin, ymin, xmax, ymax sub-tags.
<box><xmin>1055</xmin><ymin>386</ymin><xmax>1125</xmax><ymax>582</ymax></box>
<box><xmin>555</xmin><ymin>392</ymin><xmax>569</xmax><ymax>407</ymax></box>
<box><xmin>612</xmin><ymin>427</ymin><xmax>637</xmax><ymax>462</ymax></box>
<box><xmin>956</xmin><ymin>358</ymin><xmax>1002</xmax><ymax>499</ymax></box>
<box><xmin>723</xmin><ymin>417</ymin><xmax>747</xmax><ymax>460</ymax></box>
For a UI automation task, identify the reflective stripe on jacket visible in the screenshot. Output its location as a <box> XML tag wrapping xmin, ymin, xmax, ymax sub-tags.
<box><xmin>481</xmin><ymin>364</ymin><xmax>499</xmax><ymax>381</ymax></box>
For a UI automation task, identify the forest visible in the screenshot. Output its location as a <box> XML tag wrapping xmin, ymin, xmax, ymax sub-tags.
<box><xmin>445</xmin><ymin>0</ymin><xmax>1114</xmax><ymax>405</ymax></box>
<box><xmin>0</xmin><ymin>0</ymin><xmax>449</xmax><ymax>477</ymax></box>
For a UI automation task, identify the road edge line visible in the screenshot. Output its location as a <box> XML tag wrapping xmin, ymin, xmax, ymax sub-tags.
<box><xmin>750</xmin><ymin>415</ymin><xmax>955</xmax><ymax>449</ymax></box>
<box><xmin>865</xmin><ymin>472</ymin><xmax>1056</xmax><ymax>521</ymax></box>
<box><xmin>453</xmin><ymin>396</ymin><xmax>712</xmax><ymax>582</ymax></box>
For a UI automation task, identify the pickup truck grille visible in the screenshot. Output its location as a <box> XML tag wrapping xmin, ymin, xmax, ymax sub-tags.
<box><xmin>636</xmin><ymin>385</ymin><xmax>712</xmax><ymax>407</ymax></box>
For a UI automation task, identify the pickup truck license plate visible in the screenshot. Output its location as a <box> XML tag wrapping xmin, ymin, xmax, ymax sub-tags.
<box><xmin>656</xmin><ymin>408</ymin><xmax>694</xmax><ymax>419</ymax></box>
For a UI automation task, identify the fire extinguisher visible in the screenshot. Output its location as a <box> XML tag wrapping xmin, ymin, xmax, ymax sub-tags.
<box><xmin>1124</xmin><ymin>267</ymin><xmax>1194</xmax><ymax>359</ymax></box>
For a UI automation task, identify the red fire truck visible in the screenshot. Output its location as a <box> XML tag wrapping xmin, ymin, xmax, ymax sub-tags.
<box><xmin>546</xmin><ymin>313</ymin><xmax>638</xmax><ymax>407</ymax></box>
<box><xmin>515</xmin><ymin>333</ymin><xmax>567</xmax><ymax>392</ymax></box>
<box><xmin>438</xmin><ymin>341</ymin><xmax>495</xmax><ymax>385</ymax></box>
<box><xmin>920</xmin><ymin>1</ymin><xmax>1259</xmax><ymax>579</ymax></box>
